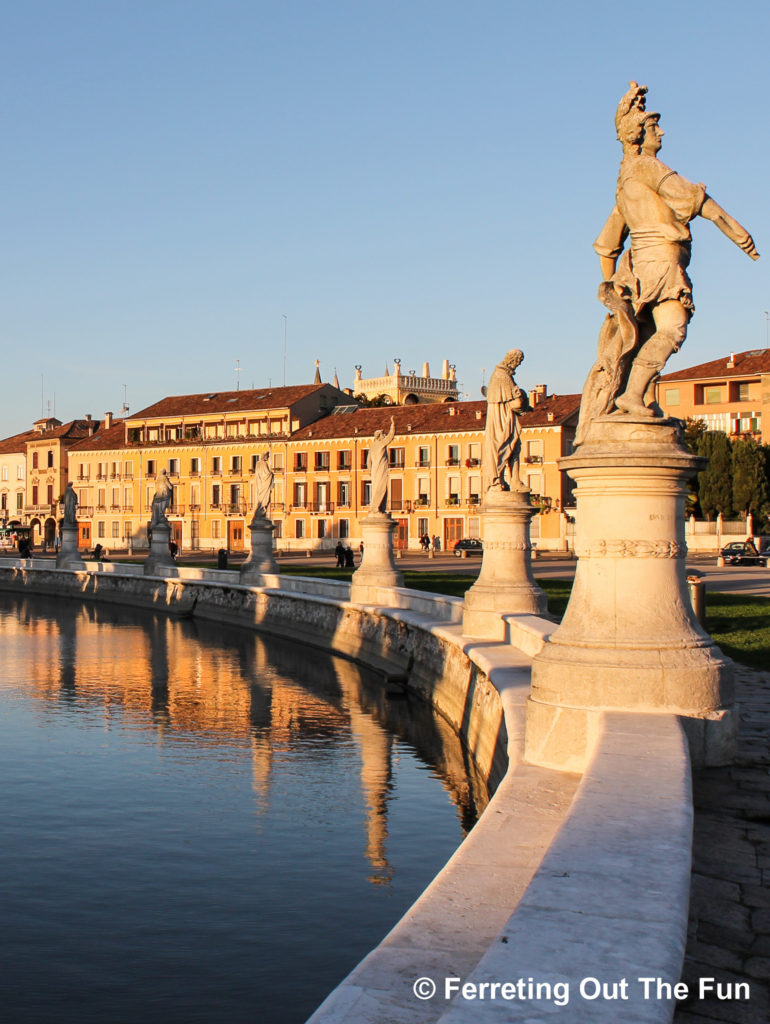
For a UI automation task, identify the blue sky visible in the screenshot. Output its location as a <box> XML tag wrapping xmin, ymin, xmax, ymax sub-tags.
<box><xmin>1</xmin><ymin>0</ymin><xmax>768</xmax><ymax>437</ymax></box>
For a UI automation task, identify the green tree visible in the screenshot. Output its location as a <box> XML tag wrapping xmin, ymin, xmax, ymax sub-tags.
<box><xmin>353</xmin><ymin>393</ymin><xmax>393</xmax><ymax>407</ymax></box>
<box><xmin>682</xmin><ymin>418</ymin><xmax>708</xmax><ymax>517</ymax></box>
<box><xmin>732</xmin><ymin>438</ymin><xmax>768</xmax><ymax>517</ymax></box>
<box><xmin>696</xmin><ymin>431</ymin><xmax>733</xmax><ymax>519</ymax></box>
<box><xmin>683</xmin><ymin>417</ymin><xmax>707</xmax><ymax>455</ymax></box>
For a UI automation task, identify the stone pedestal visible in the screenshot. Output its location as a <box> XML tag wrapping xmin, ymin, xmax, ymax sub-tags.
<box><xmin>350</xmin><ymin>514</ymin><xmax>403</xmax><ymax>604</ymax></box>
<box><xmin>463</xmin><ymin>489</ymin><xmax>546</xmax><ymax>640</ymax></box>
<box><xmin>144</xmin><ymin>522</ymin><xmax>175</xmax><ymax>576</ymax></box>
<box><xmin>526</xmin><ymin>417</ymin><xmax>736</xmax><ymax>771</ymax></box>
<box><xmin>56</xmin><ymin>523</ymin><xmax>85</xmax><ymax>569</ymax></box>
<box><xmin>240</xmin><ymin>517</ymin><xmax>279</xmax><ymax>581</ymax></box>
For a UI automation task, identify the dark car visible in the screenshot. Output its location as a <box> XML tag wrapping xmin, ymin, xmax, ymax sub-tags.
<box><xmin>719</xmin><ymin>541</ymin><xmax>767</xmax><ymax>567</ymax></box>
<box><xmin>454</xmin><ymin>538</ymin><xmax>483</xmax><ymax>557</ymax></box>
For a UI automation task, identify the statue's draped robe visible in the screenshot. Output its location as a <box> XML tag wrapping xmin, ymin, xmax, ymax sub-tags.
<box><xmin>368</xmin><ymin>423</ymin><xmax>395</xmax><ymax>513</ymax></box>
<box><xmin>253</xmin><ymin>460</ymin><xmax>274</xmax><ymax>518</ymax></box>
<box><xmin>482</xmin><ymin>366</ymin><xmax>525</xmax><ymax>493</ymax></box>
<box><xmin>150</xmin><ymin>474</ymin><xmax>173</xmax><ymax>527</ymax></box>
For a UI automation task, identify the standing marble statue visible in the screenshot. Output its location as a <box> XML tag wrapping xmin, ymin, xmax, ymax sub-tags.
<box><xmin>367</xmin><ymin>418</ymin><xmax>396</xmax><ymax>514</ymax></box>
<box><xmin>482</xmin><ymin>349</ymin><xmax>529</xmax><ymax>493</ymax></box>
<box><xmin>63</xmin><ymin>481</ymin><xmax>78</xmax><ymax>525</ymax></box>
<box><xmin>150</xmin><ymin>469</ymin><xmax>173</xmax><ymax>526</ymax></box>
<box><xmin>576</xmin><ymin>82</ymin><xmax>759</xmax><ymax>444</ymax></box>
<box><xmin>251</xmin><ymin>453</ymin><xmax>274</xmax><ymax>522</ymax></box>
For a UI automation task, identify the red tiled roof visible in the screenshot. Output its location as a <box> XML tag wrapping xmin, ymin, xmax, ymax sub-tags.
<box><xmin>522</xmin><ymin>394</ymin><xmax>581</xmax><ymax>428</ymax></box>
<box><xmin>26</xmin><ymin>419</ymin><xmax>99</xmax><ymax>443</ymax></box>
<box><xmin>128</xmin><ymin>384</ymin><xmax>338</xmax><ymax>420</ymax></box>
<box><xmin>661</xmin><ymin>349</ymin><xmax>770</xmax><ymax>383</ymax></box>
<box><xmin>291</xmin><ymin>395</ymin><xmax>580</xmax><ymax>442</ymax></box>
<box><xmin>0</xmin><ymin>429</ymin><xmax>38</xmax><ymax>455</ymax></box>
<box><xmin>68</xmin><ymin>420</ymin><xmax>126</xmax><ymax>453</ymax></box>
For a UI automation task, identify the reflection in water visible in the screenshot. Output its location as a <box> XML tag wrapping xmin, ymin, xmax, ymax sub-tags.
<box><xmin>0</xmin><ymin>594</ymin><xmax>488</xmax><ymax>1024</ymax></box>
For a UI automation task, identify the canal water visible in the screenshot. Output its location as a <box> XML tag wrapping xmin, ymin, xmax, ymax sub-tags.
<box><xmin>0</xmin><ymin>593</ymin><xmax>488</xmax><ymax>1024</ymax></box>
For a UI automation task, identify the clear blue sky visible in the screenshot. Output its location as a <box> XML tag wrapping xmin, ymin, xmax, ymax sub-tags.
<box><xmin>1</xmin><ymin>0</ymin><xmax>767</xmax><ymax>437</ymax></box>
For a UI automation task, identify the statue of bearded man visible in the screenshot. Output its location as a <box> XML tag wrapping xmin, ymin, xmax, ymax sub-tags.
<box><xmin>482</xmin><ymin>349</ymin><xmax>529</xmax><ymax>494</ymax></box>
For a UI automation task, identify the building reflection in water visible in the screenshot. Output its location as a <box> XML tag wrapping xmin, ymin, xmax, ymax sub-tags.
<box><xmin>3</xmin><ymin>595</ymin><xmax>489</xmax><ymax>883</ymax></box>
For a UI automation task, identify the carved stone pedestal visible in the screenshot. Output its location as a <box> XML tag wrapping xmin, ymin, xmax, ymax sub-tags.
<box><xmin>526</xmin><ymin>418</ymin><xmax>736</xmax><ymax>771</ymax></box>
<box><xmin>144</xmin><ymin>523</ymin><xmax>175</xmax><ymax>576</ymax></box>
<box><xmin>462</xmin><ymin>488</ymin><xmax>546</xmax><ymax>640</ymax></box>
<box><xmin>56</xmin><ymin>523</ymin><xmax>85</xmax><ymax>569</ymax></box>
<box><xmin>240</xmin><ymin>517</ymin><xmax>279</xmax><ymax>582</ymax></box>
<box><xmin>350</xmin><ymin>513</ymin><xmax>403</xmax><ymax>604</ymax></box>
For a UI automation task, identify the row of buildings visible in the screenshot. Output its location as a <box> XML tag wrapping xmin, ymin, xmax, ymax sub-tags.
<box><xmin>1</xmin><ymin>350</ymin><xmax>768</xmax><ymax>554</ymax></box>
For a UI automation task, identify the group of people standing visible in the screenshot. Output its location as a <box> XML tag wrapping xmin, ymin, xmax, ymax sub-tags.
<box><xmin>334</xmin><ymin>541</ymin><xmax>360</xmax><ymax>568</ymax></box>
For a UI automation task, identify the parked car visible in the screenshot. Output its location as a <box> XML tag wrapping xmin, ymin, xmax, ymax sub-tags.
<box><xmin>718</xmin><ymin>541</ymin><xmax>767</xmax><ymax>567</ymax></box>
<box><xmin>454</xmin><ymin>538</ymin><xmax>483</xmax><ymax>557</ymax></box>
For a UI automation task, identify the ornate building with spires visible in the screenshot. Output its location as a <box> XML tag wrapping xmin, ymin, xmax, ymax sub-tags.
<box><xmin>351</xmin><ymin>358</ymin><xmax>460</xmax><ymax>405</ymax></box>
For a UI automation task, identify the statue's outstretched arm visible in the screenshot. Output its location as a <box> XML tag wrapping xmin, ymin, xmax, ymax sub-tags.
<box><xmin>701</xmin><ymin>197</ymin><xmax>760</xmax><ymax>260</ymax></box>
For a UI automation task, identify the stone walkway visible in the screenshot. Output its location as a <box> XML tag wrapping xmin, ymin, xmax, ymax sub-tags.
<box><xmin>675</xmin><ymin>665</ymin><xmax>770</xmax><ymax>1024</ymax></box>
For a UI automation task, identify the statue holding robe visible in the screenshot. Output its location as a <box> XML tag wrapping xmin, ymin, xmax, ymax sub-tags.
<box><xmin>482</xmin><ymin>349</ymin><xmax>528</xmax><ymax>494</ymax></box>
<box><xmin>150</xmin><ymin>469</ymin><xmax>173</xmax><ymax>527</ymax></box>
<box><xmin>367</xmin><ymin>418</ymin><xmax>396</xmax><ymax>514</ymax></box>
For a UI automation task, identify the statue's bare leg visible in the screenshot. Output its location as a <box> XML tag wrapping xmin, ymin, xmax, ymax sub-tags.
<box><xmin>614</xmin><ymin>300</ymin><xmax>688</xmax><ymax>416</ymax></box>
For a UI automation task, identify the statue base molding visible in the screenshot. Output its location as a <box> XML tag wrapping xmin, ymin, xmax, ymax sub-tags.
<box><xmin>350</xmin><ymin>514</ymin><xmax>403</xmax><ymax>604</ymax></box>
<box><xmin>240</xmin><ymin>518</ymin><xmax>279</xmax><ymax>581</ymax></box>
<box><xmin>144</xmin><ymin>523</ymin><xmax>175</xmax><ymax>576</ymax></box>
<box><xmin>526</xmin><ymin>416</ymin><xmax>737</xmax><ymax>771</ymax></box>
<box><xmin>56</xmin><ymin>523</ymin><xmax>85</xmax><ymax>569</ymax></box>
<box><xmin>462</xmin><ymin>488</ymin><xmax>546</xmax><ymax>640</ymax></box>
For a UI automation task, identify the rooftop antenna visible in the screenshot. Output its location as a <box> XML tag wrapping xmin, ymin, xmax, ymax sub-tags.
<box><xmin>235</xmin><ymin>358</ymin><xmax>241</xmax><ymax>391</ymax></box>
<box><xmin>282</xmin><ymin>315</ymin><xmax>288</xmax><ymax>387</ymax></box>
<box><xmin>120</xmin><ymin>384</ymin><xmax>130</xmax><ymax>416</ymax></box>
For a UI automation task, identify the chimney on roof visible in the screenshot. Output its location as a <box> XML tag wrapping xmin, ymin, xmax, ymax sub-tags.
<box><xmin>85</xmin><ymin>414</ymin><xmax>92</xmax><ymax>421</ymax></box>
<box><xmin>442</xmin><ymin>359</ymin><xmax>450</xmax><ymax>380</ymax></box>
<box><xmin>104</xmin><ymin>411</ymin><xmax>113</xmax><ymax>430</ymax></box>
<box><xmin>727</xmin><ymin>353</ymin><xmax>735</xmax><ymax>368</ymax></box>
<box><xmin>314</xmin><ymin>360</ymin><xmax>322</xmax><ymax>384</ymax></box>
<box><xmin>531</xmin><ymin>384</ymin><xmax>548</xmax><ymax>405</ymax></box>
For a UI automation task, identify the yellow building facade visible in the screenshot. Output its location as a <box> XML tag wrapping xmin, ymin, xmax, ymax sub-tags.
<box><xmin>66</xmin><ymin>385</ymin><xmax>578</xmax><ymax>553</ymax></box>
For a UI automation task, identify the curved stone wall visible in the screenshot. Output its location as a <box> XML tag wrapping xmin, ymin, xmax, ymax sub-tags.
<box><xmin>0</xmin><ymin>560</ymin><xmax>693</xmax><ymax>1024</ymax></box>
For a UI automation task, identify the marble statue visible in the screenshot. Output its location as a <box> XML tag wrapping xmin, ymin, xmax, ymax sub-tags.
<box><xmin>63</xmin><ymin>482</ymin><xmax>78</xmax><ymax>525</ymax></box>
<box><xmin>576</xmin><ymin>82</ymin><xmax>759</xmax><ymax>444</ymax></box>
<box><xmin>482</xmin><ymin>349</ymin><xmax>529</xmax><ymax>493</ymax></box>
<box><xmin>367</xmin><ymin>418</ymin><xmax>396</xmax><ymax>514</ymax></box>
<box><xmin>150</xmin><ymin>469</ymin><xmax>173</xmax><ymax>526</ymax></box>
<box><xmin>251</xmin><ymin>453</ymin><xmax>274</xmax><ymax>522</ymax></box>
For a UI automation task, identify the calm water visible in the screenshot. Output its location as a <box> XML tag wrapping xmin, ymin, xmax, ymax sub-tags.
<box><xmin>0</xmin><ymin>593</ymin><xmax>488</xmax><ymax>1024</ymax></box>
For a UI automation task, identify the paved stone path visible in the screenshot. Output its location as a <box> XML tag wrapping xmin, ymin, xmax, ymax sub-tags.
<box><xmin>675</xmin><ymin>665</ymin><xmax>770</xmax><ymax>1024</ymax></box>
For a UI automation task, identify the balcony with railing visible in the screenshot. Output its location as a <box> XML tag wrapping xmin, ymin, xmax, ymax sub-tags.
<box><xmin>308</xmin><ymin>502</ymin><xmax>335</xmax><ymax>514</ymax></box>
<box><xmin>444</xmin><ymin>458</ymin><xmax>460</xmax><ymax>467</ymax></box>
